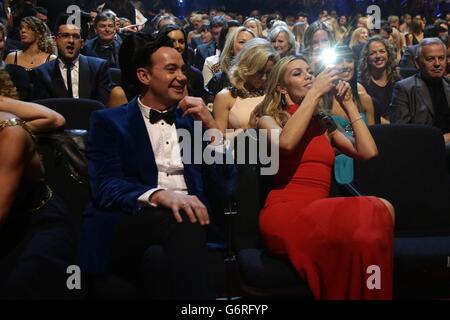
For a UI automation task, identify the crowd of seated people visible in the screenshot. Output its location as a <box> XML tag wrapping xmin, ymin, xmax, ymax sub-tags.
<box><xmin>1</xmin><ymin>0</ymin><xmax>450</xmax><ymax>300</ymax></box>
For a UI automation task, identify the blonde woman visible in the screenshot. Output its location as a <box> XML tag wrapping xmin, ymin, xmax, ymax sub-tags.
<box><xmin>187</xmin><ymin>13</ymin><xmax>203</xmax><ymax>45</ymax></box>
<box><xmin>203</xmin><ymin>27</ymin><xmax>255</xmax><ymax>86</ymax></box>
<box><xmin>212</xmin><ymin>38</ymin><xmax>279</xmax><ymax>136</ymax></box>
<box><xmin>389</xmin><ymin>27</ymin><xmax>404</xmax><ymax>65</ymax></box>
<box><xmin>349</xmin><ymin>27</ymin><xmax>369</xmax><ymax>48</ymax></box>
<box><xmin>254</xmin><ymin>55</ymin><xmax>394</xmax><ymax>300</ymax></box>
<box><xmin>292</xmin><ymin>22</ymin><xmax>308</xmax><ymax>51</ymax></box>
<box><xmin>243</xmin><ymin>17</ymin><xmax>264</xmax><ymax>38</ymax></box>
<box><xmin>5</xmin><ymin>16</ymin><xmax>56</xmax><ymax>70</ymax></box>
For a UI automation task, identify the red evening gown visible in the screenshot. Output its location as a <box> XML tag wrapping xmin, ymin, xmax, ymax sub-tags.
<box><xmin>259</xmin><ymin>104</ymin><xmax>394</xmax><ymax>300</ymax></box>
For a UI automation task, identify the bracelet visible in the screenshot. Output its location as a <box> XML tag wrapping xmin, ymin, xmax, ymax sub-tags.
<box><xmin>350</xmin><ymin>116</ymin><xmax>364</xmax><ymax>126</ymax></box>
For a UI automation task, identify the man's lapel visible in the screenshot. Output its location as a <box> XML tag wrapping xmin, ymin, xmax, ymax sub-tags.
<box><xmin>78</xmin><ymin>55</ymin><xmax>92</xmax><ymax>99</ymax></box>
<box><xmin>51</xmin><ymin>60</ymin><xmax>70</xmax><ymax>98</ymax></box>
<box><xmin>127</xmin><ymin>97</ymin><xmax>158</xmax><ymax>185</ymax></box>
<box><xmin>442</xmin><ymin>77</ymin><xmax>450</xmax><ymax>112</ymax></box>
<box><xmin>415</xmin><ymin>74</ymin><xmax>435</xmax><ymax>116</ymax></box>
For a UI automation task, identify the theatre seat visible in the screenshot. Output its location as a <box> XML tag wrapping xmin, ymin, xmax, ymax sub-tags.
<box><xmin>353</xmin><ymin>124</ymin><xmax>450</xmax><ymax>298</ymax></box>
<box><xmin>33</xmin><ymin>98</ymin><xmax>105</xmax><ymax>130</ymax></box>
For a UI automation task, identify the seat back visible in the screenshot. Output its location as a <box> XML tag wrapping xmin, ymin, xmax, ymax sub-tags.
<box><xmin>34</xmin><ymin>98</ymin><xmax>103</xmax><ymax>225</ymax></box>
<box><xmin>354</xmin><ymin>124</ymin><xmax>450</xmax><ymax>235</ymax></box>
<box><xmin>108</xmin><ymin>68</ymin><xmax>122</xmax><ymax>87</ymax></box>
<box><xmin>230</xmin><ymin>131</ymin><xmax>273</xmax><ymax>250</ymax></box>
<box><xmin>33</xmin><ymin>98</ymin><xmax>105</xmax><ymax>130</ymax></box>
<box><xmin>399</xmin><ymin>67</ymin><xmax>418</xmax><ymax>79</ymax></box>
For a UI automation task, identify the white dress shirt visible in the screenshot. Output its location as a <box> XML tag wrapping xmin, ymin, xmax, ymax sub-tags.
<box><xmin>58</xmin><ymin>58</ymin><xmax>80</xmax><ymax>98</ymax></box>
<box><xmin>137</xmin><ymin>97</ymin><xmax>188</xmax><ymax>207</ymax></box>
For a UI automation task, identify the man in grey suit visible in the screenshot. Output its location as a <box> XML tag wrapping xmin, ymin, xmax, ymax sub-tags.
<box><xmin>390</xmin><ymin>37</ymin><xmax>450</xmax><ymax>168</ymax></box>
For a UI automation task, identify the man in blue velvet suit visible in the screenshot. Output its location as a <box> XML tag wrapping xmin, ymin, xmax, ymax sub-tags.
<box><xmin>78</xmin><ymin>36</ymin><xmax>236</xmax><ymax>299</ymax></box>
<box><xmin>32</xmin><ymin>16</ymin><xmax>111</xmax><ymax>105</ymax></box>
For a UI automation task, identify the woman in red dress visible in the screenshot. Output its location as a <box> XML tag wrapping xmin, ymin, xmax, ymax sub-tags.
<box><xmin>255</xmin><ymin>55</ymin><xmax>395</xmax><ymax>300</ymax></box>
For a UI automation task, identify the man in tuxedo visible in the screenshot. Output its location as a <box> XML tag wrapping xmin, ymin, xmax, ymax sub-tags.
<box><xmin>32</xmin><ymin>16</ymin><xmax>111</xmax><ymax>105</ymax></box>
<box><xmin>78</xmin><ymin>36</ymin><xmax>236</xmax><ymax>299</ymax></box>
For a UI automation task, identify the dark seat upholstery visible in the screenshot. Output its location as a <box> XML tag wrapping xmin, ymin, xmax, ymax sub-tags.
<box><xmin>399</xmin><ymin>67</ymin><xmax>418</xmax><ymax>79</ymax></box>
<box><xmin>353</xmin><ymin>124</ymin><xmax>450</xmax><ymax>298</ymax></box>
<box><xmin>354</xmin><ymin>125</ymin><xmax>450</xmax><ymax>235</ymax></box>
<box><xmin>33</xmin><ymin>98</ymin><xmax>105</xmax><ymax>130</ymax></box>
<box><xmin>108</xmin><ymin>68</ymin><xmax>122</xmax><ymax>87</ymax></box>
<box><xmin>228</xmin><ymin>130</ymin><xmax>317</xmax><ymax>298</ymax></box>
<box><xmin>232</xmin><ymin>159</ymin><xmax>350</xmax><ymax>298</ymax></box>
<box><xmin>34</xmin><ymin>98</ymin><xmax>104</xmax><ymax>222</ymax></box>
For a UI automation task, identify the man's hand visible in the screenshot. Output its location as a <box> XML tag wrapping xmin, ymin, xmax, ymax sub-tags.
<box><xmin>150</xmin><ymin>190</ymin><xmax>210</xmax><ymax>226</ymax></box>
<box><xmin>178</xmin><ymin>96</ymin><xmax>217</xmax><ymax>129</ymax></box>
<box><xmin>444</xmin><ymin>133</ymin><xmax>450</xmax><ymax>144</ymax></box>
<box><xmin>119</xmin><ymin>24</ymin><xmax>144</xmax><ymax>34</ymax></box>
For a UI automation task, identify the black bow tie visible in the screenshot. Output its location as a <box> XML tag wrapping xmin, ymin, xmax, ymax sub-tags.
<box><xmin>149</xmin><ymin>108</ymin><xmax>176</xmax><ymax>125</ymax></box>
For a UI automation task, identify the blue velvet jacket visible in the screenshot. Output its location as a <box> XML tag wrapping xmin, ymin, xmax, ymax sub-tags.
<box><xmin>78</xmin><ymin>97</ymin><xmax>236</xmax><ymax>273</ymax></box>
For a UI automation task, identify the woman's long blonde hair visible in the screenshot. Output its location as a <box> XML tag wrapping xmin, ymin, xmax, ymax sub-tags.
<box><xmin>256</xmin><ymin>55</ymin><xmax>310</xmax><ymax>128</ymax></box>
<box><xmin>220</xmin><ymin>27</ymin><xmax>255</xmax><ymax>74</ymax></box>
<box><xmin>228</xmin><ymin>38</ymin><xmax>279</xmax><ymax>97</ymax></box>
<box><xmin>349</xmin><ymin>27</ymin><xmax>368</xmax><ymax>48</ymax></box>
<box><xmin>243</xmin><ymin>18</ymin><xmax>263</xmax><ymax>38</ymax></box>
<box><xmin>0</xmin><ymin>69</ymin><xmax>19</xmax><ymax>99</ymax></box>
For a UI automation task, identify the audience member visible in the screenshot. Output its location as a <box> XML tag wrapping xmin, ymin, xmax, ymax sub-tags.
<box><xmin>359</xmin><ymin>36</ymin><xmax>400</xmax><ymax>124</ymax></box>
<box><xmin>5</xmin><ymin>16</ymin><xmax>56</xmax><ymax>70</ymax></box>
<box><xmin>78</xmin><ymin>35</ymin><xmax>236</xmax><ymax>299</ymax></box>
<box><xmin>83</xmin><ymin>12</ymin><xmax>122</xmax><ymax>68</ymax></box>
<box><xmin>254</xmin><ymin>55</ymin><xmax>394</xmax><ymax>299</ymax></box>
<box><xmin>33</xmin><ymin>15</ymin><xmax>111</xmax><ymax>105</ymax></box>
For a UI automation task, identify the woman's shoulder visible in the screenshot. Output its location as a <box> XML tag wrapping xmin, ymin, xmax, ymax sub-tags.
<box><xmin>5</xmin><ymin>50</ymin><xmax>20</xmax><ymax>61</ymax></box>
<box><xmin>214</xmin><ymin>88</ymin><xmax>237</xmax><ymax>108</ymax></box>
<box><xmin>357</xmin><ymin>82</ymin><xmax>368</xmax><ymax>94</ymax></box>
<box><xmin>217</xmin><ymin>87</ymin><xmax>234</xmax><ymax>97</ymax></box>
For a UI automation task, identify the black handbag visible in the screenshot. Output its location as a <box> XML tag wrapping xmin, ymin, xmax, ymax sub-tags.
<box><xmin>37</xmin><ymin>129</ymin><xmax>88</xmax><ymax>184</ymax></box>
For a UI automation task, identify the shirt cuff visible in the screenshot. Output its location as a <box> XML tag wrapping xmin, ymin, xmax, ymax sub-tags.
<box><xmin>138</xmin><ymin>188</ymin><xmax>165</xmax><ymax>207</ymax></box>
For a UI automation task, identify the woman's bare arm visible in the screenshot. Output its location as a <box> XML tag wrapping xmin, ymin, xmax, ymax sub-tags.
<box><xmin>0</xmin><ymin>125</ymin><xmax>30</xmax><ymax>224</ymax></box>
<box><xmin>0</xmin><ymin>96</ymin><xmax>65</xmax><ymax>132</ymax></box>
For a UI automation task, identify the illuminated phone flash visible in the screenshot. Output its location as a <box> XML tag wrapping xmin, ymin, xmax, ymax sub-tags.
<box><xmin>320</xmin><ymin>48</ymin><xmax>337</xmax><ymax>68</ymax></box>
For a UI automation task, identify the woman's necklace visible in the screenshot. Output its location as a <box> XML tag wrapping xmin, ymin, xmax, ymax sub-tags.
<box><xmin>24</xmin><ymin>51</ymin><xmax>39</xmax><ymax>65</ymax></box>
<box><xmin>246</xmin><ymin>88</ymin><xmax>264</xmax><ymax>98</ymax></box>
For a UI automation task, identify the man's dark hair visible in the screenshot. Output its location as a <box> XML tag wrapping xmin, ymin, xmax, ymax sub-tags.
<box><xmin>54</xmin><ymin>13</ymin><xmax>72</xmax><ymax>34</ymax></box>
<box><xmin>54</xmin><ymin>12</ymin><xmax>91</xmax><ymax>41</ymax></box>
<box><xmin>134</xmin><ymin>33</ymin><xmax>174</xmax><ymax>75</ymax></box>
<box><xmin>93</xmin><ymin>11</ymin><xmax>116</xmax><ymax>28</ymax></box>
<box><xmin>34</xmin><ymin>6</ymin><xmax>48</xmax><ymax>16</ymax></box>
<box><xmin>118</xmin><ymin>32</ymin><xmax>152</xmax><ymax>96</ymax></box>
<box><xmin>380</xmin><ymin>21</ymin><xmax>393</xmax><ymax>34</ymax></box>
<box><xmin>211</xmin><ymin>15</ymin><xmax>228</xmax><ymax>29</ymax></box>
<box><xmin>297</xmin><ymin>11</ymin><xmax>309</xmax><ymax>20</ymax></box>
<box><xmin>227</xmin><ymin>20</ymin><xmax>240</xmax><ymax>28</ymax></box>
<box><xmin>424</xmin><ymin>24</ymin><xmax>445</xmax><ymax>38</ymax></box>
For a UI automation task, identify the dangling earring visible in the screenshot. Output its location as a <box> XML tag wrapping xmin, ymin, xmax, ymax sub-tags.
<box><xmin>281</xmin><ymin>92</ymin><xmax>287</xmax><ymax>107</ymax></box>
